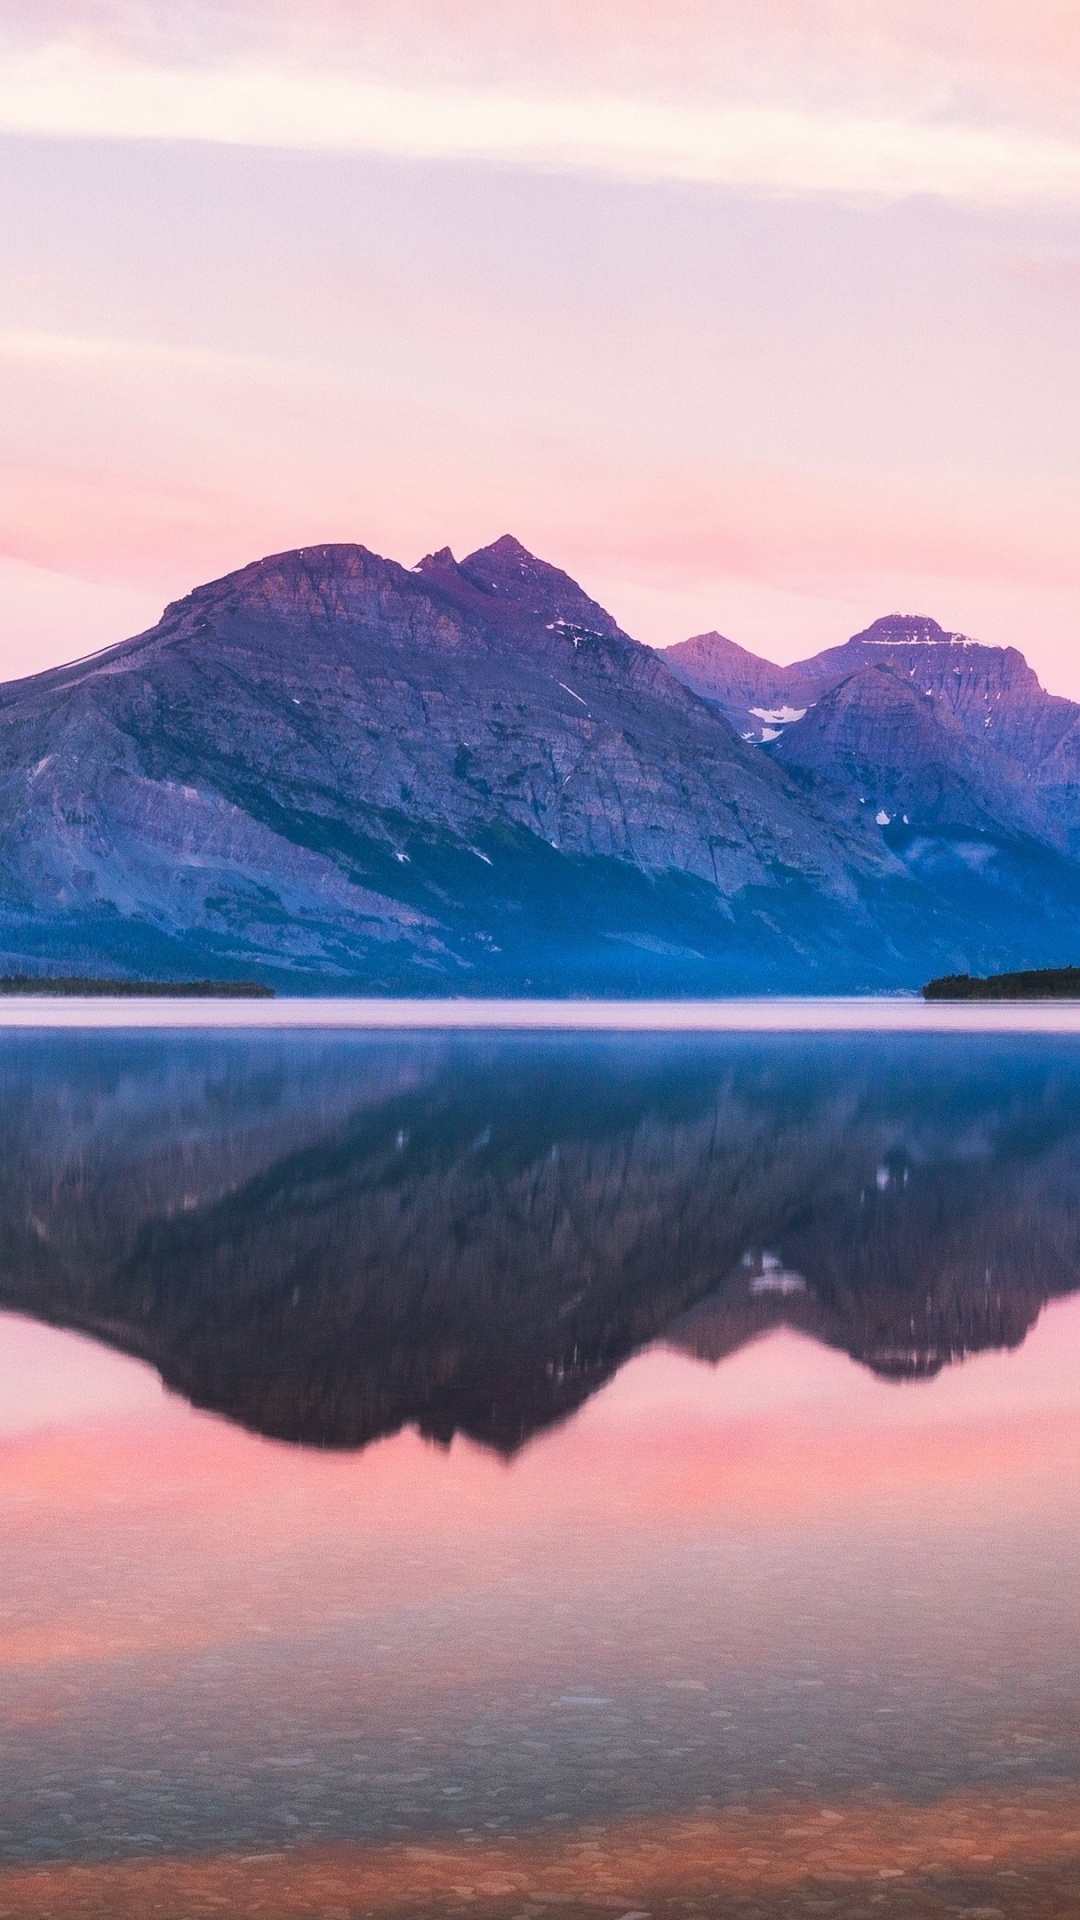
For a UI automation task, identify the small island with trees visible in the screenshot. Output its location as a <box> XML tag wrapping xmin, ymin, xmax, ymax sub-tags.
<box><xmin>923</xmin><ymin>967</ymin><xmax>1080</xmax><ymax>1001</ymax></box>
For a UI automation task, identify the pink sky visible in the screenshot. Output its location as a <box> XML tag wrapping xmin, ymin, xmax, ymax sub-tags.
<box><xmin>4</xmin><ymin>1295</ymin><xmax>1080</xmax><ymax>1676</ymax></box>
<box><xmin>1</xmin><ymin>4</ymin><xmax>1079</xmax><ymax>688</ymax></box>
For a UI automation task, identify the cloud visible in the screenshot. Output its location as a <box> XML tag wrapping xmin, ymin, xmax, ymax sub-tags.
<box><xmin>6</xmin><ymin>4</ymin><xmax>1080</xmax><ymax>124</ymax></box>
<box><xmin>4</xmin><ymin>32</ymin><xmax>1080</xmax><ymax>208</ymax></box>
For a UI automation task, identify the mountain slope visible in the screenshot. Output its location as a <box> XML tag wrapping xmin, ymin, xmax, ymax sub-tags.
<box><xmin>771</xmin><ymin>664</ymin><xmax>1053</xmax><ymax>843</ymax></box>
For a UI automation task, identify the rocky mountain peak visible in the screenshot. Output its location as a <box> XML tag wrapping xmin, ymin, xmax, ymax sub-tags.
<box><xmin>664</xmin><ymin>631</ymin><xmax>794</xmax><ymax>714</ymax></box>
<box><xmin>159</xmin><ymin>542</ymin><xmax>407</xmax><ymax>631</ymax></box>
<box><xmin>467</xmin><ymin>532</ymin><xmax>537</xmax><ymax>576</ymax></box>
<box><xmin>414</xmin><ymin>534</ymin><xmax>626</xmax><ymax>652</ymax></box>
<box><xmin>850</xmin><ymin>613</ymin><xmax>957</xmax><ymax>646</ymax></box>
<box><xmin>459</xmin><ymin>535</ymin><xmax>623</xmax><ymax>637</ymax></box>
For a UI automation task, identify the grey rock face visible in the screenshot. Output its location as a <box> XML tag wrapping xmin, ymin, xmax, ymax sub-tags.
<box><xmin>771</xmin><ymin>665</ymin><xmax>1054</xmax><ymax>844</ymax></box>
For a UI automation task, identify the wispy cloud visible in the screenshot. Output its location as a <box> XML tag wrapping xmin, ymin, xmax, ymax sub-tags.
<box><xmin>4</xmin><ymin>37</ymin><xmax>1080</xmax><ymax>208</ymax></box>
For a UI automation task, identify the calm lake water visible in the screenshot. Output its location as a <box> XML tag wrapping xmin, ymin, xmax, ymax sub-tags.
<box><xmin>2</xmin><ymin>1028</ymin><xmax>1080</xmax><ymax>1918</ymax></box>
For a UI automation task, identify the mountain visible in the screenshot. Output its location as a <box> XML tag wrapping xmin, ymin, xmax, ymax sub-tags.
<box><xmin>666</xmin><ymin>612</ymin><xmax>1080</xmax><ymax>960</ymax></box>
<box><xmin>2</xmin><ymin>1031</ymin><xmax>1078</xmax><ymax>1451</ymax></box>
<box><xmin>666</xmin><ymin>613</ymin><xmax>1080</xmax><ymax>837</ymax></box>
<box><xmin>2</xmin><ymin>548</ymin><xmax>1080</xmax><ymax>992</ymax></box>
<box><xmin>0</xmin><ymin>537</ymin><xmax>936</xmax><ymax>994</ymax></box>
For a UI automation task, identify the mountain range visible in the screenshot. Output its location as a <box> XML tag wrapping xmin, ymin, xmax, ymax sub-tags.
<box><xmin>3</xmin><ymin>538</ymin><xmax>1080</xmax><ymax>992</ymax></box>
<box><xmin>3</xmin><ymin>1031</ymin><xmax>1077</xmax><ymax>1452</ymax></box>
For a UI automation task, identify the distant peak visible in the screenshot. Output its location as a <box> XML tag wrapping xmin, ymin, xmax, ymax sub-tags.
<box><xmin>669</xmin><ymin>631</ymin><xmax>757</xmax><ymax>660</ymax></box>
<box><xmin>451</xmin><ymin>536</ymin><xmax>623</xmax><ymax>638</ymax></box>
<box><xmin>472</xmin><ymin>532</ymin><xmax>535</xmax><ymax>562</ymax></box>
<box><xmin>461</xmin><ymin>534</ymin><xmax>546</xmax><ymax>582</ymax></box>
<box><xmin>850</xmin><ymin>613</ymin><xmax>954</xmax><ymax>646</ymax></box>
<box><xmin>415</xmin><ymin>536</ymin><xmax>546</xmax><ymax>592</ymax></box>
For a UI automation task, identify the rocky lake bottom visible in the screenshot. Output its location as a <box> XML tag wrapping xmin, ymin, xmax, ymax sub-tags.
<box><xmin>1</xmin><ymin>1025</ymin><xmax>1080</xmax><ymax>1918</ymax></box>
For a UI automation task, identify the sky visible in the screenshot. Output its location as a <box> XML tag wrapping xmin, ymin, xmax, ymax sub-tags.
<box><xmin>1</xmin><ymin>3</ymin><xmax>1079</xmax><ymax>689</ymax></box>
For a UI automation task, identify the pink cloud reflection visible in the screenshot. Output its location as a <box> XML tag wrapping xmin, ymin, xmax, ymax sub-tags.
<box><xmin>3</xmin><ymin>1298</ymin><xmax>1080</xmax><ymax>1679</ymax></box>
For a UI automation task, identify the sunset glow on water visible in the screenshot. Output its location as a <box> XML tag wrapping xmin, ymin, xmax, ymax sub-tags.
<box><xmin>0</xmin><ymin>1030</ymin><xmax>1079</xmax><ymax>1914</ymax></box>
<box><xmin>3</xmin><ymin>1308</ymin><xmax>1080</xmax><ymax>1914</ymax></box>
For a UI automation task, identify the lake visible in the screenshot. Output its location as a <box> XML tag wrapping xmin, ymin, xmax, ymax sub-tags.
<box><xmin>2</xmin><ymin>1026</ymin><xmax>1080</xmax><ymax>1918</ymax></box>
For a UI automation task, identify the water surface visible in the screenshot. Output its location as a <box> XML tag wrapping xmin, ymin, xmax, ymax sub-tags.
<box><xmin>2</xmin><ymin>1031</ymin><xmax>1080</xmax><ymax>1917</ymax></box>
<box><xmin>3</xmin><ymin>992</ymin><xmax>1080</xmax><ymax>1029</ymax></box>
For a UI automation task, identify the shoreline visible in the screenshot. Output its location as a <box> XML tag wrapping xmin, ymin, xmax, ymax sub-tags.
<box><xmin>3</xmin><ymin>994</ymin><xmax>1080</xmax><ymax>1031</ymax></box>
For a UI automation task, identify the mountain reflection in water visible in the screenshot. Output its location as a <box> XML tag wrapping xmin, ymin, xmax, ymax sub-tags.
<box><xmin>2</xmin><ymin>1030</ymin><xmax>1080</xmax><ymax>1453</ymax></box>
